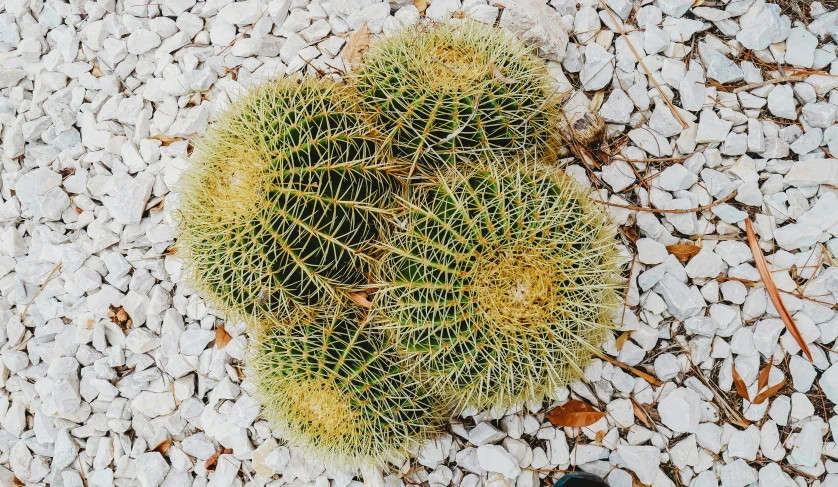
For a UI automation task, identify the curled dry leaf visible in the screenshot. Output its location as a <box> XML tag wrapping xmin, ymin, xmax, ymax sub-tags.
<box><xmin>752</xmin><ymin>376</ymin><xmax>786</xmax><ymax>405</ymax></box>
<box><xmin>731</xmin><ymin>365</ymin><xmax>749</xmax><ymax>401</ymax></box>
<box><xmin>631</xmin><ymin>398</ymin><xmax>651</xmax><ymax>428</ymax></box>
<box><xmin>215</xmin><ymin>323</ymin><xmax>233</xmax><ymax>349</ymax></box>
<box><xmin>546</xmin><ymin>399</ymin><xmax>606</xmax><ymax>427</ymax></box>
<box><xmin>414</xmin><ymin>0</ymin><xmax>429</xmax><ymax>13</ymax></box>
<box><xmin>152</xmin><ymin>438</ymin><xmax>171</xmax><ymax>454</ymax></box>
<box><xmin>666</xmin><ymin>243</ymin><xmax>701</xmax><ymax>263</ymax></box>
<box><xmin>615</xmin><ymin>331</ymin><xmax>630</xmax><ymax>350</ymax></box>
<box><xmin>745</xmin><ymin>219</ymin><xmax>813</xmax><ymax>361</ymax></box>
<box><xmin>489</xmin><ymin>62</ymin><xmax>518</xmax><ymax>84</ymax></box>
<box><xmin>341</xmin><ymin>22</ymin><xmax>370</xmax><ymax>69</ymax></box>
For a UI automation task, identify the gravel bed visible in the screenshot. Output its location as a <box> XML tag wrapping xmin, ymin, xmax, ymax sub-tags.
<box><xmin>3</xmin><ymin>0</ymin><xmax>838</xmax><ymax>486</ymax></box>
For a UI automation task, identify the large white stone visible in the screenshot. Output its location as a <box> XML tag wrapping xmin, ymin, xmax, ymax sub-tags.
<box><xmin>784</xmin><ymin>159</ymin><xmax>838</xmax><ymax>187</ymax></box>
<box><xmin>657</xmin><ymin>387</ymin><xmax>702</xmax><ymax>433</ymax></box>
<box><xmin>500</xmin><ymin>0</ymin><xmax>569</xmax><ymax>61</ymax></box>
<box><xmin>699</xmin><ymin>43</ymin><xmax>743</xmax><ymax>84</ymax></box>
<box><xmin>579</xmin><ymin>43</ymin><xmax>614</xmax><ymax>91</ymax></box>
<box><xmin>136</xmin><ymin>452</ymin><xmax>170</xmax><ymax>487</ymax></box>
<box><xmin>735</xmin><ymin>0</ymin><xmax>790</xmax><ymax>50</ymax></box>
<box><xmin>617</xmin><ymin>445</ymin><xmax>660</xmax><ymax>484</ymax></box>
<box><xmin>101</xmin><ymin>172</ymin><xmax>155</xmax><ymax>225</ymax></box>
<box><xmin>767</xmin><ymin>85</ymin><xmax>797</xmax><ymax>120</ymax></box>
<box><xmin>790</xmin><ymin>421</ymin><xmax>823</xmax><ymax>467</ymax></box>
<box><xmin>785</xmin><ymin>26</ymin><xmax>818</xmax><ymax>68</ymax></box>
<box><xmin>477</xmin><ymin>445</ymin><xmax>521</xmax><ymax>479</ymax></box>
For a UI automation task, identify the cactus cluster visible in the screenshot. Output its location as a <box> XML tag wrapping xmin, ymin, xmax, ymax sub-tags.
<box><xmin>176</xmin><ymin>20</ymin><xmax>621</xmax><ymax>470</ymax></box>
<box><xmin>353</xmin><ymin>21</ymin><xmax>561</xmax><ymax>169</ymax></box>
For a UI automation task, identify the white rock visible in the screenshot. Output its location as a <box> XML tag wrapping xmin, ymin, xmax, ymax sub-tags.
<box><xmin>785</xmin><ymin>159</ymin><xmax>838</xmax><ymax>187</ymax></box>
<box><xmin>499</xmin><ymin>0</ymin><xmax>569</xmax><ymax>61</ymax></box>
<box><xmin>180</xmin><ymin>328</ymin><xmax>216</xmax><ymax>356</ymax></box>
<box><xmin>580</xmin><ymin>43</ymin><xmax>614</xmax><ymax>91</ymax></box>
<box><xmin>602</xmin><ymin>161</ymin><xmax>636</xmax><ymax>192</ymax></box>
<box><xmin>655</xmin><ymin>274</ymin><xmax>705</xmax><ymax>321</ymax></box>
<box><xmin>425</xmin><ymin>0</ymin><xmax>459</xmax><ymax>20</ymax></box>
<box><xmin>628</xmin><ymin>127</ymin><xmax>673</xmax><ymax>157</ymax></box>
<box><xmin>791</xmin><ymin>128</ymin><xmax>823</xmax><ymax>155</ymax></box>
<box><xmin>821</xmin><ymin>362</ymin><xmax>838</xmax><ymax>403</ymax></box>
<box><xmin>657</xmin><ymin>387</ymin><xmax>702</xmax><ymax>433</ymax></box>
<box><xmin>789</xmin><ymin>354</ymin><xmax>817</xmax><ymax>392</ymax></box>
<box><xmin>617</xmin><ymin>445</ymin><xmax>660</xmax><ymax>484</ymax></box>
<box><xmin>219</xmin><ymin>0</ymin><xmax>266</xmax><ymax>25</ymax></box>
<box><xmin>786</xmin><ymin>26</ymin><xmax>818</xmax><ymax>68</ymax></box>
<box><xmin>102</xmin><ymin>173</ymin><xmax>154</xmax><ymax>225</ymax></box>
<box><xmin>728</xmin><ymin>425</ymin><xmax>760</xmax><ymax>460</ymax></box>
<box><xmin>127</xmin><ymin>29</ymin><xmax>162</xmax><ymax>54</ymax></box>
<box><xmin>658</xmin><ymin>164</ymin><xmax>698</xmax><ymax>191</ymax></box>
<box><xmin>721</xmin><ymin>459</ymin><xmax>758</xmax><ymax>487</ymax></box>
<box><xmin>700</xmin><ymin>43</ymin><xmax>744</xmax><ymax>84</ymax></box>
<box><xmin>767</xmin><ymin>85</ymin><xmax>797</xmax><ymax>120</ymax></box>
<box><xmin>599</xmin><ymin>89</ymin><xmax>633</xmax><ymax>124</ymax></box>
<box><xmin>696</xmin><ymin>109</ymin><xmax>733</xmax><ymax>143</ymax></box>
<box><xmin>791</xmin><ymin>421</ymin><xmax>823</xmax><ymax>467</ymax></box>
<box><xmin>657</xmin><ymin>0</ymin><xmax>693</xmax><ymax>18</ymax></box>
<box><xmin>470</xmin><ymin>422</ymin><xmax>507</xmax><ymax>446</ymax></box>
<box><xmin>477</xmin><ymin>445</ymin><xmax>521</xmax><ymax>479</ymax></box>
<box><xmin>132</xmin><ymin>391</ymin><xmax>176</xmax><ymax>418</ymax></box>
<box><xmin>136</xmin><ymin>452</ymin><xmax>170</xmax><ymax>487</ymax></box>
<box><xmin>735</xmin><ymin>0</ymin><xmax>790</xmax><ymax>50</ymax></box>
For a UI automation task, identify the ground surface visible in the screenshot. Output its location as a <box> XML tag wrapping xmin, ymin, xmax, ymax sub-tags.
<box><xmin>2</xmin><ymin>0</ymin><xmax>838</xmax><ymax>486</ymax></box>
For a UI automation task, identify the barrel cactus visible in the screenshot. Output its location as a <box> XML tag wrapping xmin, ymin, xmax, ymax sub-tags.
<box><xmin>176</xmin><ymin>77</ymin><xmax>398</xmax><ymax>323</ymax></box>
<box><xmin>353</xmin><ymin>21</ymin><xmax>561</xmax><ymax>170</ymax></box>
<box><xmin>375</xmin><ymin>159</ymin><xmax>622</xmax><ymax>411</ymax></box>
<box><xmin>248</xmin><ymin>301</ymin><xmax>446</xmax><ymax>467</ymax></box>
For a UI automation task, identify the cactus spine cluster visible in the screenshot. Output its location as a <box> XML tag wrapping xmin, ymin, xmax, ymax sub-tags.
<box><xmin>248</xmin><ymin>302</ymin><xmax>444</xmax><ymax>467</ymax></box>
<box><xmin>353</xmin><ymin>21</ymin><xmax>561</xmax><ymax>169</ymax></box>
<box><xmin>375</xmin><ymin>160</ymin><xmax>621</xmax><ymax>411</ymax></box>
<box><xmin>176</xmin><ymin>77</ymin><xmax>398</xmax><ymax>323</ymax></box>
<box><xmin>177</xmin><ymin>20</ymin><xmax>621</xmax><ymax>469</ymax></box>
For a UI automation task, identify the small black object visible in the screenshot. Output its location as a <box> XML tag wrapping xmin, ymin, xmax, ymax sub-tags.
<box><xmin>553</xmin><ymin>472</ymin><xmax>608</xmax><ymax>487</ymax></box>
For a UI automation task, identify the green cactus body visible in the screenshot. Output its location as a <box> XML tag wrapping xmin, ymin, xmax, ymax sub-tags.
<box><xmin>376</xmin><ymin>160</ymin><xmax>622</xmax><ymax>411</ymax></box>
<box><xmin>176</xmin><ymin>78</ymin><xmax>399</xmax><ymax>323</ymax></box>
<box><xmin>248</xmin><ymin>302</ymin><xmax>445</xmax><ymax>467</ymax></box>
<box><xmin>353</xmin><ymin>21</ymin><xmax>560</xmax><ymax>169</ymax></box>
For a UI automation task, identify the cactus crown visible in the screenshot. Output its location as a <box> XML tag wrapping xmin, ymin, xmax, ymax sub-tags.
<box><xmin>248</xmin><ymin>302</ymin><xmax>446</xmax><ymax>468</ymax></box>
<box><xmin>353</xmin><ymin>21</ymin><xmax>561</xmax><ymax>169</ymax></box>
<box><xmin>176</xmin><ymin>77</ymin><xmax>399</xmax><ymax>323</ymax></box>
<box><xmin>376</xmin><ymin>158</ymin><xmax>622</xmax><ymax>411</ymax></box>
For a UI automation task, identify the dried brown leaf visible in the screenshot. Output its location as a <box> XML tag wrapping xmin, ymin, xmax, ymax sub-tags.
<box><xmin>414</xmin><ymin>0</ymin><xmax>429</xmax><ymax>13</ymax></box>
<box><xmin>752</xmin><ymin>377</ymin><xmax>786</xmax><ymax>405</ymax></box>
<box><xmin>12</xmin><ymin>477</ymin><xmax>24</xmax><ymax>487</ymax></box>
<box><xmin>615</xmin><ymin>331</ymin><xmax>630</xmax><ymax>350</ymax></box>
<box><xmin>205</xmin><ymin>448</ymin><xmax>232</xmax><ymax>471</ymax></box>
<box><xmin>341</xmin><ymin>22</ymin><xmax>370</xmax><ymax>69</ymax></box>
<box><xmin>631</xmin><ymin>399</ymin><xmax>651</xmax><ymax>428</ymax></box>
<box><xmin>215</xmin><ymin>323</ymin><xmax>233</xmax><ymax>349</ymax></box>
<box><xmin>598</xmin><ymin>353</ymin><xmax>663</xmax><ymax>386</ymax></box>
<box><xmin>148</xmin><ymin>134</ymin><xmax>183</xmax><ymax>146</ymax></box>
<box><xmin>666</xmin><ymin>243</ymin><xmax>701</xmax><ymax>263</ymax></box>
<box><xmin>757</xmin><ymin>361</ymin><xmax>772</xmax><ymax>393</ymax></box>
<box><xmin>731</xmin><ymin>365</ymin><xmax>750</xmax><ymax>402</ymax></box>
<box><xmin>153</xmin><ymin>438</ymin><xmax>171</xmax><ymax>454</ymax></box>
<box><xmin>546</xmin><ymin>400</ymin><xmax>606</xmax><ymax>427</ymax></box>
<box><xmin>594</xmin><ymin>429</ymin><xmax>606</xmax><ymax>444</ymax></box>
<box><xmin>349</xmin><ymin>292</ymin><xmax>372</xmax><ymax>309</ymax></box>
<box><xmin>489</xmin><ymin>62</ymin><xmax>518</xmax><ymax>84</ymax></box>
<box><xmin>745</xmin><ymin>219</ymin><xmax>813</xmax><ymax>361</ymax></box>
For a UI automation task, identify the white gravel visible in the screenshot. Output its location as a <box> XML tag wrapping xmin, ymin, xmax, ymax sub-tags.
<box><xmin>3</xmin><ymin>0</ymin><xmax>838</xmax><ymax>485</ymax></box>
